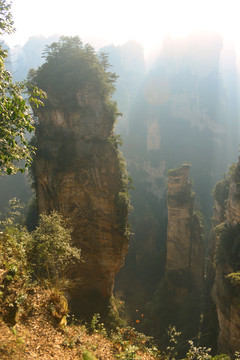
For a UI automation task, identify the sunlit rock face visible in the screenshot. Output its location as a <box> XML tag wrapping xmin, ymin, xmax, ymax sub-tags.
<box><xmin>225</xmin><ymin>169</ymin><xmax>240</xmax><ymax>226</ymax></box>
<box><xmin>34</xmin><ymin>101</ymin><xmax>129</xmax><ymax>317</ymax></box>
<box><xmin>211</xmin><ymin>158</ymin><xmax>240</xmax><ymax>354</ymax></box>
<box><xmin>166</xmin><ymin>164</ymin><xmax>204</xmax><ymax>300</ymax></box>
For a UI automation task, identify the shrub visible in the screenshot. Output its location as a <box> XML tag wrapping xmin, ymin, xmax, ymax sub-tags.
<box><xmin>0</xmin><ymin>203</ymin><xmax>84</xmax><ymax>326</ymax></box>
<box><xmin>111</xmin><ymin>325</ymin><xmax>158</xmax><ymax>359</ymax></box>
<box><xmin>27</xmin><ymin>211</ymin><xmax>82</xmax><ymax>286</ymax></box>
<box><xmin>225</xmin><ymin>272</ymin><xmax>240</xmax><ymax>287</ymax></box>
<box><xmin>0</xmin><ymin>223</ymin><xmax>31</xmax><ymax>324</ymax></box>
<box><xmin>186</xmin><ymin>340</ymin><xmax>211</xmax><ymax>360</ymax></box>
<box><xmin>90</xmin><ymin>313</ymin><xmax>107</xmax><ymax>337</ymax></box>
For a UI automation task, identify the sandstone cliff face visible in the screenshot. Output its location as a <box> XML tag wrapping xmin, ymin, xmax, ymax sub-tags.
<box><xmin>146</xmin><ymin>164</ymin><xmax>205</xmax><ymax>341</ymax></box>
<box><xmin>225</xmin><ymin>165</ymin><xmax>240</xmax><ymax>225</ymax></box>
<box><xmin>212</xmin><ymin>265</ymin><xmax>240</xmax><ymax>354</ymax></box>
<box><xmin>33</xmin><ymin>88</ymin><xmax>129</xmax><ymax>316</ymax></box>
<box><xmin>166</xmin><ymin>164</ymin><xmax>204</xmax><ymax>296</ymax></box>
<box><xmin>211</xmin><ymin>159</ymin><xmax>240</xmax><ymax>354</ymax></box>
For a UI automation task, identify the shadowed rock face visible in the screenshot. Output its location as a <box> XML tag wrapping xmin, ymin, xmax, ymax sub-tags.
<box><xmin>34</xmin><ymin>101</ymin><xmax>129</xmax><ymax>317</ymax></box>
<box><xmin>211</xmin><ymin>158</ymin><xmax>240</xmax><ymax>354</ymax></box>
<box><xmin>148</xmin><ymin>164</ymin><xmax>205</xmax><ymax>342</ymax></box>
<box><xmin>166</xmin><ymin>164</ymin><xmax>204</xmax><ymax>298</ymax></box>
<box><xmin>225</xmin><ymin>170</ymin><xmax>240</xmax><ymax>226</ymax></box>
<box><xmin>211</xmin><ymin>265</ymin><xmax>240</xmax><ymax>354</ymax></box>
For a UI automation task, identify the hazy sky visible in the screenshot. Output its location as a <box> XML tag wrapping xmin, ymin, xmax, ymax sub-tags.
<box><xmin>3</xmin><ymin>0</ymin><xmax>240</xmax><ymax>57</ymax></box>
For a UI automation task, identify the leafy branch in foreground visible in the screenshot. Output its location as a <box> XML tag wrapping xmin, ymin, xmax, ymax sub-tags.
<box><xmin>0</xmin><ymin>0</ymin><xmax>46</xmax><ymax>175</ymax></box>
<box><xmin>0</xmin><ymin>201</ymin><xmax>82</xmax><ymax>325</ymax></box>
<box><xmin>0</xmin><ymin>49</ymin><xmax>46</xmax><ymax>175</ymax></box>
<box><xmin>0</xmin><ymin>0</ymin><xmax>14</xmax><ymax>35</ymax></box>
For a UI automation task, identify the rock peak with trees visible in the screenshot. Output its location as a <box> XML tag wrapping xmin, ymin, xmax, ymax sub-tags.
<box><xmin>29</xmin><ymin>36</ymin><xmax>131</xmax><ymax>319</ymax></box>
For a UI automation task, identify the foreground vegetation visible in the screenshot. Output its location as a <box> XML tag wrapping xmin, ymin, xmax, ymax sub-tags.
<box><xmin>0</xmin><ymin>199</ymin><xmax>238</xmax><ymax>360</ymax></box>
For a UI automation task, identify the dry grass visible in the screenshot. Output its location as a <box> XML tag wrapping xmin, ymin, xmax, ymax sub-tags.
<box><xmin>0</xmin><ymin>288</ymin><xmax>157</xmax><ymax>360</ymax></box>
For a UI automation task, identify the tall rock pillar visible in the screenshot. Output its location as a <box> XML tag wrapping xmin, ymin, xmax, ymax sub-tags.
<box><xmin>164</xmin><ymin>164</ymin><xmax>204</xmax><ymax>340</ymax></box>
<box><xmin>211</xmin><ymin>158</ymin><xmax>240</xmax><ymax>354</ymax></box>
<box><xmin>166</xmin><ymin>164</ymin><xmax>204</xmax><ymax>296</ymax></box>
<box><xmin>31</xmin><ymin>37</ymin><xmax>130</xmax><ymax>317</ymax></box>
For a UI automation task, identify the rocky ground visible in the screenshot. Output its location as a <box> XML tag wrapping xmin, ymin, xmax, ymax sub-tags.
<box><xmin>0</xmin><ymin>288</ymin><xmax>157</xmax><ymax>360</ymax></box>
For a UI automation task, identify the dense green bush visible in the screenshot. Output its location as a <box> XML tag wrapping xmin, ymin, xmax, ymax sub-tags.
<box><xmin>0</xmin><ymin>202</ymin><xmax>82</xmax><ymax>324</ymax></box>
<box><xmin>28</xmin><ymin>36</ymin><xmax>118</xmax><ymax>111</ymax></box>
<box><xmin>225</xmin><ymin>272</ymin><xmax>240</xmax><ymax>287</ymax></box>
<box><xmin>27</xmin><ymin>211</ymin><xmax>82</xmax><ymax>285</ymax></box>
<box><xmin>0</xmin><ymin>201</ymin><xmax>32</xmax><ymax>324</ymax></box>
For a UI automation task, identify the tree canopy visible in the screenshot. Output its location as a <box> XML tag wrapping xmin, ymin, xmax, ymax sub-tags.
<box><xmin>0</xmin><ymin>0</ymin><xmax>14</xmax><ymax>35</ymax></box>
<box><xmin>29</xmin><ymin>36</ymin><xmax>118</xmax><ymax>110</ymax></box>
<box><xmin>0</xmin><ymin>0</ymin><xmax>45</xmax><ymax>175</ymax></box>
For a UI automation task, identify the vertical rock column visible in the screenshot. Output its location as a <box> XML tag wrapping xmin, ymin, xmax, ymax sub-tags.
<box><xmin>166</xmin><ymin>164</ymin><xmax>204</xmax><ymax>299</ymax></box>
<box><xmin>31</xmin><ymin>37</ymin><xmax>130</xmax><ymax>317</ymax></box>
<box><xmin>211</xmin><ymin>159</ymin><xmax>240</xmax><ymax>354</ymax></box>
<box><xmin>34</xmin><ymin>104</ymin><xmax>129</xmax><ymax>316</ymax></box>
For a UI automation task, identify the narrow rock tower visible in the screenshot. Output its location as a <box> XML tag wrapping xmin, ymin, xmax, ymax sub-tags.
<box><xmin>166</xmin><ymin>164</ymin><xmax>204</xmax><ymax>296</ymax></box>
<box><xmin>164</xmin><ymin>164</ymin><xmax>204</xmax><ymax>339</ymax></box>
<box><xmin>31</xmin><ymin>37</ymin><xmax>129</xmax><ymax>317</ymax></box>
<box><xmin>211</xmin><ymin>158</ymin><xmax>240</xmax><ymax>354</ymax></box>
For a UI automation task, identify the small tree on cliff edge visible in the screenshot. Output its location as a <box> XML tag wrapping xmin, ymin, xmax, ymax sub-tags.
<box><xmin>0</xmin><ymin>0</ymin><xmax>45</xmax><ymax>175</ymax></box>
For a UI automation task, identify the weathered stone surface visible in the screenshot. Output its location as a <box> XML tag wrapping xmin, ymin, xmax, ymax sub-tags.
<box><xmin>211</xmin><ymin>158</ymin><xmax>240</xmax><ymax>354</ymax></box>
<box><xmin>211</xmin><ymin>266</ymin><xmax>240</xmax><ymax>354</ymax></box>
<box><xmin>213</xmin><ymin>199</ymin><xmax>225</xmax><ymax>225</ymax></box>
<box><xmin>166</xmin><ymin>164</ymin><xmax>204</xmax><ymax>293</ymax></box>
<box><xmin>34</xmin><ymin>103</ymin><xmax>129</xmax><ymax>316</ymax></box>
<box><xmin>152</xmin><ymin>164</ymin><xmax>205</xmax><ymax>340</ymax></box>
<box><xmin>225</xmin><ymin>176</ymin><xmax>240</xmax><ymax>226</ymax></box>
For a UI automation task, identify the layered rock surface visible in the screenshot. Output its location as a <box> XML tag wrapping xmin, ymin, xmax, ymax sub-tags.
<box><xmin>211</xmin><ymin>158</ymin><xmax>240</xmax><ymax>353</ymax></box>
<box><xmin>166</xmin><ymin>164</ymin><xmax>204</xmax><ymax>296</ymax></box>
<box><xmin>146</xmin><ymin>164</ymin><xmax>205</xmax><ymax>341</ymax></box>
<box><xmin>33</xmin><ymin>90</ymin><xmax>129</xmax><ymax>316</ymax></box>
<box><xmin>211</xmin><ymin>265</ymin><xmax>240</xmax><ymax>353</ymax></box>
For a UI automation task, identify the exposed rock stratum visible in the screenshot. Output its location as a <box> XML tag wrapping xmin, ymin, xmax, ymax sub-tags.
<box><xmin>32</xmin><ymin>39</ymin><xmax>129</xmax><ymax>317</ymax></box>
